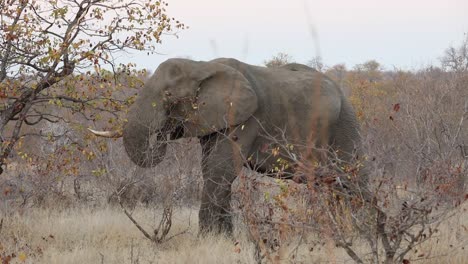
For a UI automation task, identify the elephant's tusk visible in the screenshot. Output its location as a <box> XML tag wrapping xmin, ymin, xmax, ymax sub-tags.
<box><xmin>87</xmin><ymin>128</ymin><xmax>123</xmax><ymax>138</ymax></box>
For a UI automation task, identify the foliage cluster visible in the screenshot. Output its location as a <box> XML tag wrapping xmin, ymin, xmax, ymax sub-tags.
<box><xmin>0</xmin><ymin>0</ymin><xmax>185</xmax><ymax>176</ymax></box>
<box><xmin>254</xmin><ymin>43</ymin><xmax>468</xmax><ymax>262</ymax></box>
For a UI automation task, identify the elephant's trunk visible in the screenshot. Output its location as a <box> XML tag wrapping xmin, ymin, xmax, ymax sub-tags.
<box><xmin>122</xmin><ymin>107</ymin><xmax>168</xmax><ymax>168</ymax></box>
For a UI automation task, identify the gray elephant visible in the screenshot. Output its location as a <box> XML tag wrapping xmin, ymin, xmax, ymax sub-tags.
<box><xmin>90</xmin><ymin>58</ymin><xmax>363</xmax><ymax>234</ymax></box>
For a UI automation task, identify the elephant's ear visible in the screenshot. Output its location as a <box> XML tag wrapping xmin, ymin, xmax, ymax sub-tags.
<box><xmin>184</xmin><ymin>62</ymin><xmax>258</xmax><ymax>136</ymax></box>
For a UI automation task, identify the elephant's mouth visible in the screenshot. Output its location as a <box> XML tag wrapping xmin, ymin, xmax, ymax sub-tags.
<box><xmin>170</xmin><ymin>124</ymin><xmax>185</xmax><ymax>140</ymax></box>
<box><xmin>159</xmin><ymin>118</ymin><xmax>185</xmax><ymax>141</ymax></box>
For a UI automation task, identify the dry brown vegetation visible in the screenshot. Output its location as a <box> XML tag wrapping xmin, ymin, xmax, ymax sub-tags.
<box><xmin>0</xmin><ymin>205</ymin><xmax>467</xmax><ymax>263</ymax></box>
<box><xmin>2</xmin><ymin>38</ymin><xmax>468</xmax><ymax>263</ymax></box>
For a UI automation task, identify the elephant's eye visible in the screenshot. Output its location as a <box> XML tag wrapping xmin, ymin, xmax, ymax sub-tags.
<box><xmin>196</xmin><ymin>76</ymin><xmax>212</xmax><ymax>97</ymax></box>
<box><xmin>198</xmin><ymin>76</ymin><xmax>214</xmax><ymax>89</ymax></box>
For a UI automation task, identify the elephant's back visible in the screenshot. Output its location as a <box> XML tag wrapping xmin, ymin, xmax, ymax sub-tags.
<box><xmin>251</xmin><ymin>70</ymin><xmax>342</xmax><ymax>144</ymax></box>
<box><xmin>280</xmin><ymin>63</ymin><xmax>318</xmax><ymax>73</ymax></box>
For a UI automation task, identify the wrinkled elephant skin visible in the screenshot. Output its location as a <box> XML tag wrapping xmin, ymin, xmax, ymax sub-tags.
<box><xmin>119</xmin><ymin>58</ymin><xmax>362</xmax><ymax>234</ymax></box>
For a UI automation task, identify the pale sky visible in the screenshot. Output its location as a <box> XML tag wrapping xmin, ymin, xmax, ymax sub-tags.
<box><xmin>128</xmin><ymin>0</ymin><xmax>468</xmax><ymax>70</ymax></box>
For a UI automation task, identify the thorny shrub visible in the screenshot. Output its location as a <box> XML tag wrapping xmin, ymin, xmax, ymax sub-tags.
<box><xmin>233</xmin><ymin>59</ymin><xmax>468</xmax><ymax>263</ymax></box>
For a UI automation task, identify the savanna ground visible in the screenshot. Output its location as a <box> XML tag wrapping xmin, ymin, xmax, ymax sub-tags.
<box><xmin>2</xmin><ymin>36</ymin><xmax>468</xmax><ymax>264</ymax></box>
<box><xmin>1</xmin><ymin>204</ymin><xmax>467</xmax><ymax>263</ymax></box>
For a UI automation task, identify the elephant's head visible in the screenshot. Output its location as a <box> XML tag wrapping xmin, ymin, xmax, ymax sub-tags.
<box><xmin>91</xmin><ymin>59</ymin><xmax>258</xmax><ymax>167</ymax></box>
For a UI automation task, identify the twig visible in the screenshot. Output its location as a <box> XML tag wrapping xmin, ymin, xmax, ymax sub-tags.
<box><xmin>118</xmin><ymin>195</ymin><xmax>154</xmax><ymax>241</ymax></box>
<box><xmin>115</xmin><ymin>181</ymin><xmax>186</xmax><ymax>244</ymax></box>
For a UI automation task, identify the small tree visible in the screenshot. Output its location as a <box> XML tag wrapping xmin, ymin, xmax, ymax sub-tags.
<box><xmin>325</xmin><ymin>63</ymin><xmax>348</xmax><ymax>92</ymax></box>
<box><xmin>0</xmin><ymin>0</ymin><xmax>185</xmax><ymax>175</ymax></box>
<box><xmin>264</xmin><ymin>52</ymin><xmax>293</xmax><ymax>68</ymax></box>
<box><xmin>440</xmin><ymin>34</ymin><xmax>468</xmax><ymax>72</ymax></box>
<box><xmin>307</xmin><ymin>55</ymin><xmax>324</xmax><ymax>72</ymax></box>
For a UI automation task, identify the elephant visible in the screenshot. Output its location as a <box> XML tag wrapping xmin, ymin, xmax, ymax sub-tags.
<box><xmin>89</xmin><ymin>58</ymin><xmax>363</xmax><ymax>235</ymax></box>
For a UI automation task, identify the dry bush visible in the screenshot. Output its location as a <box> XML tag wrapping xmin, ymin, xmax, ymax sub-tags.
<box><xmin>226</xmin><ymin>59</ymin><xmax>468</xmax><ymax>263</ymax></box>
<box><xmin>91</xmin><ymin>137</ymin><xmax>203</xmax><ymax>208</ymax></box>
<box><xmin>353</xmin><ymin>65</ymin><xmax>468</xmax><ymax>197</ymax></box>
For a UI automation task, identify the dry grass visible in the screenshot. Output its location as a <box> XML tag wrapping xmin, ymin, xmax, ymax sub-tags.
<box><xmin>0</xmin><ymin>207</ymin><xmax>256</xmax><ymax>264</ymax></box>
<box><xmin>0</xmin><ymin>204</ymin><xmax>467</xmax><ymax>264</ymax></box>
<box><xmin>412</xmin><ymin>206</ymin><xmax>468</xmax><ymax>264</ymax></box>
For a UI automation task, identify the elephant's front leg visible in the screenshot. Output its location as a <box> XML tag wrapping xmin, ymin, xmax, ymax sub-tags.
<box><xmin>198</xmin><ymin>121</ymin><xmax>258</xmax><ymax>235</ymax></box>
<box><xmin>199</xmin><ymin>161</ymin><xmax>237</xmax><ymax>235</ymax></box>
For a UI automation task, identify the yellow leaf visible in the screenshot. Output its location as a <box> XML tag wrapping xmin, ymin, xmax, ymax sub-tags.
<box><xmin>18</xmin><ymin>252</ymin><xmax>27</xmax><ymax>262</ymax></box>
<box><xmin>272</xmin><ymin>147</ymin><xmax>280</xmax><ymax>157</ymax></box>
